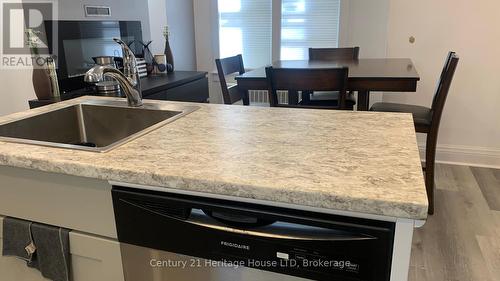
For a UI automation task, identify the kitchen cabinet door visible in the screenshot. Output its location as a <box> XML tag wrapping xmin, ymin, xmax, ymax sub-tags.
<box><xmin>143</xmin><ymin>77</ymin><xmax>209</xmax><ymax>103</ymax></box>
<box><xmin>0</xmin><ymin>217</ymin><xmax>124</xmax><ymax>281</ymax></box>
<box><xmin>69</xmin><ymin>231</ymin><xmax>124</xmax><ymax>281</ymax></box>
<box><xmin>0</xmin><ymin>166</ymin><xmax>117</xmax><ymax>239</ymax></box>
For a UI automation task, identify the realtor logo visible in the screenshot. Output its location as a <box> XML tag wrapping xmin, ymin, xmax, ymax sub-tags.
<box><xmin>1</xmin><ymin>0</ymin><xmax>58</xmax><ymax>68</ymax></box>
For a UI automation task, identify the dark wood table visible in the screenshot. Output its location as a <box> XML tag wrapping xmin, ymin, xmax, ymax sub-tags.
<box><xmin>235</xmin><ymin>58</ymin><xmax>420</xmax><ymax>111</ymax></box>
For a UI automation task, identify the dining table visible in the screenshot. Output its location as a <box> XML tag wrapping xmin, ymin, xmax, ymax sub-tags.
<box><xmin>235</xmin><ymin>58</ymin><xmax>420</xmax><ymax>111</ymax></box>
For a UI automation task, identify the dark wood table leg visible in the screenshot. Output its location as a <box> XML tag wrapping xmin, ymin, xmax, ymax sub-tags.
<box><xmin>288</xmin><ymin>90</ymin><xmax>299</xmax><ymax>105</ymax></box>
<box><xmin>241</xmin><ymin>89</ymin><xmax>250</xmax><ymax>106</ymax></box>
<box><xmin>357</xmin><ymin>90</ymin><xmax>370</xmax><ymax>111</ymax></box>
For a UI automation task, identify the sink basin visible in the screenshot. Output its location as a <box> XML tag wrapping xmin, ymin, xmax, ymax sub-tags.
<box><xmin>0</xmin><ymin>100</ymin><xmax>199</xmax><ymax>152</ymax></box>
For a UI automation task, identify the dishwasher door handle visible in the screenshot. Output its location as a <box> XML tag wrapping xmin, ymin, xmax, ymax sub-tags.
<box><xmin>186</xmin><ymin>218</ymin><xmax>375</xmax><ymax>242</ymax></box>
<box><xmin>187</xmin><ymin>210</ymin><xmax>376</xmax><ymax>242</ymax></box>
<box><xmin>120</xmin><ymin>198</ymin><xmax>376</xmax><ymax>242</ymax></box>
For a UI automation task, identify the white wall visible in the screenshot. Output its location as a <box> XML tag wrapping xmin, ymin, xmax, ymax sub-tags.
<box><xmin>149</xmin><ymin>0</ymin><xmax>197</xmax><ymax>70</ymax></box>
<box><xmin>339</xmin><ymin>0</ymin><xmax>390</xmax><ymax>106</ymax></box>
<box><xmin>339</xmin><ymin>0</ymin><xmax>389</xmax><ymax>58</ymax></box>
<box><xmin>148</xmin><ymin>0</ymin><xmax>168</xmax><ymax>55</ymax></box>
<box><xmin>0</xmin><ymin>70</ymin><xmax>35</xmax><ymax>116</ymax></box>
<box><xmin>166</xmin><ymin>0</ymin><xmax>197</xmax><ymax>71</ymax></box>
<box><xmin>193</xmin><ymin>0</ymin><xmax>221</xmax><ymax>103</ymax></box>
<box><xmin>385</xmin><ymin>0</ymin><xmax>500</xmax><ymax>167</ymax></box>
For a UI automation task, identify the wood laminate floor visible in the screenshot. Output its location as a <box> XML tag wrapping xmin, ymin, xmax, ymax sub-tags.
<box><xmin>409</xmin><ymin>164</ymin><xmax>500</xmax><ymax>281</ymax></box>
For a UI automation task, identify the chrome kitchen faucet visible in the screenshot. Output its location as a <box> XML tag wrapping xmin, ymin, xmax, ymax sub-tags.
<box><xmin>85</xmin><ymin>38</ymin><xmax>143</xmax><ymax>107</ymax></box>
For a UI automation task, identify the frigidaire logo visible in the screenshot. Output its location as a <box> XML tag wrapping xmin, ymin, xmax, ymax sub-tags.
<box><xmin>220</xmin><ymin>241</ymin><xmax>250</xmax><ymax>251</ymax></box>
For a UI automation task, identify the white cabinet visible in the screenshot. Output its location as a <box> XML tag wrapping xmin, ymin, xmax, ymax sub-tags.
<box><xmin>69</xmin><ymin>231</ymin><xmax>124</xmax><ymax>281</ymax></box>
<box><xmin>0</xmin><ymin>166</ymin><xmax>117</xmax><ymax>239</ymax></box>
<box><xmin>0</xmin><ymin>216</ymin><xmax>125</xmax><ymax>281</ymax></box>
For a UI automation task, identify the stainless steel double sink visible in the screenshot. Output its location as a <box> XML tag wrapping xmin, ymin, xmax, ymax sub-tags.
<box><xmin>0</xmin><ymin>99</ymin><xmax>199</xmax><ymax>152</ymax></box>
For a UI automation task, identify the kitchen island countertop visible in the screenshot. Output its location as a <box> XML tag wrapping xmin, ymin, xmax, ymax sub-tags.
<box><xmin>0</xmin><ymin>96</ymin><xmax>427</xmax><ymax>220</ymax></box>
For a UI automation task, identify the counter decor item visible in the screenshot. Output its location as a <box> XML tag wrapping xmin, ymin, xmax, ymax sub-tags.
<box><xmin>92</xmin><ymin>56</ymin><xmax>117</xmax><ymax>82</ymax></box>
<box><xmin>27</xmin><ymin>28</ymin><xmax>53</xmax><ymax>100</ymax></box>
<box><xmin>136</xmin><ymin>58</ymin><xmax>148</xmax><ymax>78</ymax></box>
<box><xmin>139</xmin><ymin>41</ymin><xmax>155</xmax><ymax>75</ymax></box>
<box><xmin>93</xmin><ymin>56</ymin><xmax>120</xmax><ymax>96</ymax></box>
<box><xmin>163</xmin><ymin>25</ymin><xmax>174</xmax><ymax>73</ymax></box>
<box><xmin>153</xmin><ymin>54</ymin><xmax>167</xmax><ymax>74</ymax></box>
<box><xmin>46</xmin><ymin>57</ymin><xmax>60</xmax><ymax>98</ymax></box>
<box><xmin>92</xmin><ymin>56</ymin><xmax>116</xmax><ymax>68</ymax></box>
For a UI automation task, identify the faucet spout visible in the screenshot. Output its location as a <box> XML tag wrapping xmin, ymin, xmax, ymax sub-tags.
<box><xmin>84</xmin><ymin>38</ymin><xmax>143</xmax><ymax>107</ymax></box>
<box><xmin>113</xmin><ymin>38</ymin><xmax>139</xmax><ymax>79</ymax></box>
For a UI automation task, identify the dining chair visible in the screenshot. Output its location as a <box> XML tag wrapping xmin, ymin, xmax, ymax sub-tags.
<box><xmin>215</xmin><ymin>54</ymin><xmax>246</xmax><ymax>105</ymax></box>
<box><xmin>302</xmin><ymin>47</ymin><xmax>361</xmax><ymax>109</ymax></box>
<box><xmin>308</xmin><ymin>47</ymin><xmax>360</xmax><ymax>61</ymax></box>
<box><xmin>370</xmin><ymin>52</ymin><xmax>459</xmax><ymax>214</ymax></box>
<box><xmin>265</xmin><ymin>67</ymin><xmax>350</xmax><ymax>110</ymax></box>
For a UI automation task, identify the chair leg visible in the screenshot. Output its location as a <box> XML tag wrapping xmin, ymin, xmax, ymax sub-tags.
<box><xmin>425</xmin><ymin>161</ymin><xmax>435</xmax><ymax>215</ymax></box>
<box><xmin>301</xmin><ymin>91</ymin><xmax>311</xmax><ymax>103</ymax></box>
<box><xmin>425</xmin><ymin>132</ymin><xmax>438</xmax><ymax>215</ymax></box>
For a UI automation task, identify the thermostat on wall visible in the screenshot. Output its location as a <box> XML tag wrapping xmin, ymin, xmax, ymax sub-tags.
<box><xmin>84</xmin><ymin>5</ymin><xmax>111</xmax><ymax>17</ymax></box>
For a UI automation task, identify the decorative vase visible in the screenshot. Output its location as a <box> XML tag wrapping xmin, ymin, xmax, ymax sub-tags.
<box><xmin>163</xmin><ymin>26</ymin><xmax>174</xmax><ymax>73</ymax></box>
<box><xmin>32</xmin><ymin>66</ymin><xmax>52</xmax><ymax>100</ymax></box>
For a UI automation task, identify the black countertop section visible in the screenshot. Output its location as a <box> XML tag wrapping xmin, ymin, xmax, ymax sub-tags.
<box><xmin>141</xmin><ymin>71</ymin><xmax>207</xmax><ymax>97</ymax></box>
<box><xmin>28</xmin><ymin>88</ymin><xmax>108</xmax><ymax>109</ymax></box>
<box><xmin>30</xmin><ymin>71</ymin><xmax>208</xmax><ymax>108</ymax></box>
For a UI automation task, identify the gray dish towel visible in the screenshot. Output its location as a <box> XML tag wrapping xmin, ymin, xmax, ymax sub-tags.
<box><xmin>2</xmin><ymin>217</ymin><xmax>34</xmax><ymax>262</ymax></box>
<box><xmin>2</xmin><ymin>217</ymin><xmax>71</xmax><ymax>281</ymax></box>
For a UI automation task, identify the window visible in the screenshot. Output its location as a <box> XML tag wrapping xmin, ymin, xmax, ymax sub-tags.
<box><xmin>217</xmin><ymin>0</ymin><xmax>341</xmax><ymax>67</ymax></box>
<box><xmin>281</xmin><ymin>0</ymin><xmax>340</xmax><ymax>60</ymax></box>
<box><xmin>218</xmin><ymin>0</ymin><xmax>272</xmax><ymax>69</ymax></box>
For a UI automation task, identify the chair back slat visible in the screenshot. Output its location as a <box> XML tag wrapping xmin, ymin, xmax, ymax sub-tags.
<box><xmin>430</xmin><ymin>52</ymin><xmax>459</xmax><ymax>133</ymax></box>
<box><xmin>215</xmin><ymin>54</ymin><xmax>245</xmax><ymax>104</ymax></box>
<box><xmin>431</xmin><ymin>51</ymin><xmax>454</xmax><ymax>109</ymax></box>
<box><xmin>266</xmin><ymin>67</ymin><xmax>349</xmax><ymax>109</ymax></box>
<box><xmin>216</xmin><ymin>54</ymin><xmax>245</xmax><ymax>76</ymax></box>
<box><xmin>309</xmin><ymin>47</ymin><xmax>360</xmax><ymax>61</ymax></box>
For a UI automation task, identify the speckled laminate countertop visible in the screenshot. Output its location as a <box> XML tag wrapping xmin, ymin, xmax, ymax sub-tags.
<box><xmin>0</xmin><ymin>96</ymin><xmax>427</xmax><ymax>220</ymax></box>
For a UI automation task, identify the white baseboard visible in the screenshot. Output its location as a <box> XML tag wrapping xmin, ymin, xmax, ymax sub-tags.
<box><xmin>419</xmin><ymin>143</ymin><xmax>500</xmax><ymax>169</ymax></box>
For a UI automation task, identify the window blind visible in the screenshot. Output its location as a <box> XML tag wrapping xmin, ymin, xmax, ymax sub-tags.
<box><xmin>280</xmin><ymin>0</ymin><xmax>341</xmax><ymax>60</ymax></box>
<box><xmin>218</xmin><ymin>0</ymin><xmax>272</xmax><ymax>69</ymax></box>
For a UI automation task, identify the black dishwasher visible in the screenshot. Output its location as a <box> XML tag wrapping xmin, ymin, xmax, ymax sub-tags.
<box><xmin>112</xmin><ymin>186</ymin><xmax>395</xmax><ymax>281</ymax></box>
